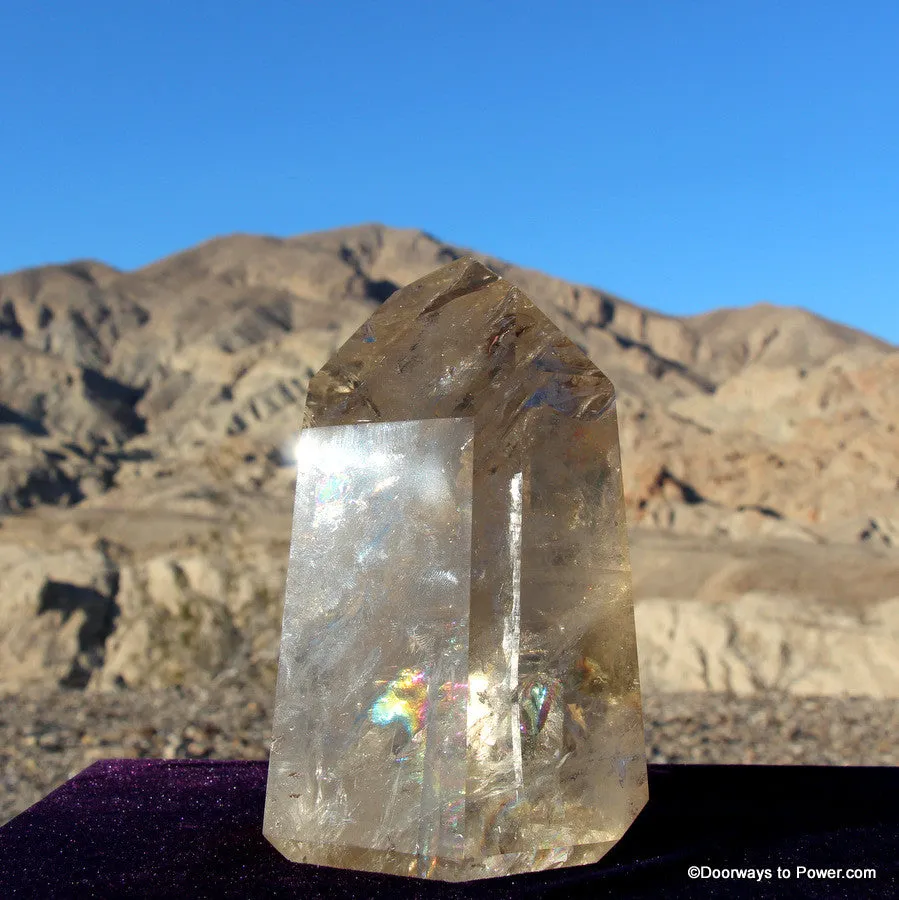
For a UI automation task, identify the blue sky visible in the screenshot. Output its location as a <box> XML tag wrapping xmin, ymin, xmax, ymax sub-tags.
<box><xmin>1</xmin><ymin>1</ymin><xmax>897</xmax><ymax>343</ymax></box>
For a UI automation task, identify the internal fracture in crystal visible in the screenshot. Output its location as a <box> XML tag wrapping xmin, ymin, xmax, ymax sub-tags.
<box><xmin>263</xmin><ymin>258</ymin><xmax>648</xmax><ymax>881</ymax></box>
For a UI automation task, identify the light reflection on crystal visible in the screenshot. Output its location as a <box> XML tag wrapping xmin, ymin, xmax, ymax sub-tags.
<box><xmin>316</xmin><ymin>473</ymin><xmax>348</xmax><ymax>504</ymax></box>
<box><xmin>370</xmin><ymin>669</ymin><xmax>428</xmax><ymax>735</ymax></box>
<box><xmin>467</xmin><ymin>672</ymin><xmax>491</xmax><ymax>731</ymax></box>
<box><xmin>370</xmin><ymin>475</ymin><xmax>400</xmax><ymax>495</ymax></box>
<box><xmin>519</xmin><ymin>677</ymin><xmax>560</xmax><ymax>737</ymax></box>
<box><xmin>504</xmin><ymin>471</ymin><xmax>524</xmax><ymax>789</ymax></box>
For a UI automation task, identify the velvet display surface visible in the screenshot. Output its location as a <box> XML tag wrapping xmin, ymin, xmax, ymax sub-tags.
<box><xmin>0</xmin><ymin>759</ymin><xmax>896</xmax><ymax>899</ymax></box>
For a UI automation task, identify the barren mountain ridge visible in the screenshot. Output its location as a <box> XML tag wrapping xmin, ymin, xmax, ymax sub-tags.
<box><xmin>1</xmin><ymin>224</ymin><xmax>897</xmax><ymax>698</ymax></box>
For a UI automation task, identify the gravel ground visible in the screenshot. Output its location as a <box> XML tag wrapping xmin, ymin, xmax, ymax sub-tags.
<box><xmin>2</xmin><ymin>684</ymin><xmax>897</xmax><ymax>827</ymax></box>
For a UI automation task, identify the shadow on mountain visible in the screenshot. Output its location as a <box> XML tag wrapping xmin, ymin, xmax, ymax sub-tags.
<box><xmin>365</xmin><ymin>278</ymin><xmax>400</xmax><ymax>303</ymax></box>
<box><xmin>81</xmin><ymin>369</ymin><xmax>147</xmax><ymax>437</ymax></box>
<box><xmin>37</xmin><ymin>576</ymin><xmax>121</xmax><ymax>690</ymax></box>
<box><xmin>0</xmin><ymin>404</ymin><xmax>47</xmax><ymax>436</ymax></box>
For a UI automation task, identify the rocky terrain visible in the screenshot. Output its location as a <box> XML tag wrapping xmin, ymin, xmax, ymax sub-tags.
<box><xmin>1</xmin><ymin>224</ymin><xmax>897</xmax><ymax>822</ymax></box>
<box><xmin>4</xmin><ymin>685</ymin><xmax>896</xmax><ymax>827</ymax></box>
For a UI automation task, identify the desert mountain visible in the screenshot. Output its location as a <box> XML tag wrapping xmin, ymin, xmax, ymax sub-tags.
<box><xmin>1</xmin><ymin>224</ymin><xmax>897</xmax><ymax>697</ymax></box>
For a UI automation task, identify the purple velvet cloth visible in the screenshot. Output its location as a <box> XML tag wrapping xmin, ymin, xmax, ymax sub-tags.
<box><xmin>0</xmin><ymin>760</ymin><xmax>896</xmax><ymax>898</ymax></box>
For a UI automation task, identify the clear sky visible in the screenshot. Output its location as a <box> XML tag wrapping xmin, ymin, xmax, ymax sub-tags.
<box><xmin>1</xmin><ymin>1</ymin><xmax>897</xmax><ymax>343</ymax></box>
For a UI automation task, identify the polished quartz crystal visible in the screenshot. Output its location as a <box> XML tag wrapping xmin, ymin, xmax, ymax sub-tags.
<box><xmin>263</xmin><ymin>258</ymin><xmax>647</xmax><ymax>881</ymax></box>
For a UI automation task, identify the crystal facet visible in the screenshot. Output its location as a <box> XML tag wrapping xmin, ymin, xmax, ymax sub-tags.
<box><xmin>263</xmin><ymin>258</ymin><xmax>647</xmax><ymax>881</ymax></box>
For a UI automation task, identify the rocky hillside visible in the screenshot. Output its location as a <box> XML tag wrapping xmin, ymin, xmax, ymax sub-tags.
<box><xmin>1</xmin><ymin>224</ymin><xmax>897</xmax><ymax>697</ymax></box>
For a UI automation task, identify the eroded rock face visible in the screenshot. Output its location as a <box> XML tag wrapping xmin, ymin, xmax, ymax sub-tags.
<box><xmin>636</xmin><ymin>593</ymin><xmax>899</xmax><ymax>697</ymax></box>
<box><xmin>0</xmin><ymin>224</ymin><xmax>895</xmax><ymax>696</ymax></box>
<box><xmin>0</xmin><ymin>543</ymin><xmax>119</xmax><ymax>690</ymax></box>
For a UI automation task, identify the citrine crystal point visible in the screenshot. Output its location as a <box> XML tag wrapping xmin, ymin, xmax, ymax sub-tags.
<box><xmin>264</xmin><ymin>258</ymin><xmax>647</xmax><ymax>881</ymax></box>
